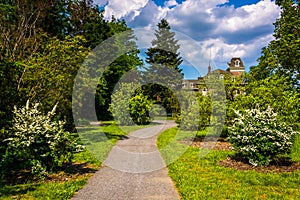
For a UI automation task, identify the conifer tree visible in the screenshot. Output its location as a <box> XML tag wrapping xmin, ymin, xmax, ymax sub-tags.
<box><xmin>144</xmin><ymin>19</ymin><xmax>183</xmax><ymax>116</ymax></box>
<box><xmin>145</xmin><ymin>19</ymin><xmax>183</xmax><ymax>86</ymax></box>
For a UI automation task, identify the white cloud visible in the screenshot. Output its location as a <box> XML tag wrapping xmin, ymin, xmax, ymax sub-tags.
<box><xmin>165</xmin><ymin>0</ymin><xmax>178</xmax><ymax>7</ymax></box>
<box><xmin>104</xmin><ymin>0</ymin><xmax>149</xmax><ymax>20</ymax></box>
<box><xmin>215</xmin><ymin>0</ymin><xmax>280</xmax><ymax>33</ymax></box>
<box><xmin>100</xmin><ymin>0</ymin><xmax>281</xmax><ymax>73</ymax></box>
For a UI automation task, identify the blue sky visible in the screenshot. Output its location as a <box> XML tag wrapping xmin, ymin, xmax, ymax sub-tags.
<box><xmin>96</xmin><ymin>0</ymin><xmax>281</xmax><ymax>79</ymax></box>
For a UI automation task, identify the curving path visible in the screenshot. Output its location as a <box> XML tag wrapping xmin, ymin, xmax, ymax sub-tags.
<box><xmin>72</xmin><ymin>120</ymin><xmax>180</xmax><ymax>200</ymax></box>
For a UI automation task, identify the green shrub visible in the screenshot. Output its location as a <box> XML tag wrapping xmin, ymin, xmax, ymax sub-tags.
<box><xmin>228</xmin><ymin>106</ymin><xmax>298</xmax><ymax>166</ymax></box>
<box><xmin>129</xmin><ymin>94</ymin><xmax>153</xmax><ymax>125</ymax></box>
<box><xmin>176</xmin><ymin>93</ymin><xmax>211</xmax><ymax>131</ymax></box>
<box><xmin>110</xmin><ymin>82</ymin><xmax>136</xmax><ymax>125</ymax></box>
<box><xmin>4</xmin><ymin>101</ymin><xmax>83</xmax><ymax>177</ymax></box>
<box><xmin>178</xmin><ymin>92</ymin><xmax>200</xmax><ymax>130</ymax></box>
<box><xmin>110</xmin><ymin>83</ymin><xmax>153</xmax><ymax>125</ymax></box>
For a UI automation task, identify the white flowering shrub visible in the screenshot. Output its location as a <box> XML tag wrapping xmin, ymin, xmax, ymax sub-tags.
<box><xmin>5</xmin><ymin>101</ymin><xmax>83</xmax><ymax>177</ymax></box>
<box><xmin>228</xmin><ymin>106</ymin><xmax>298</xmax><ymax>166</ymax></box>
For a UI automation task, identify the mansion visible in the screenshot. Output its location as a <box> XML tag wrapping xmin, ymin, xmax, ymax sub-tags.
<box><xmin>182</xmin><ymin>57</ymin><xmax>245</xmax><ymax>95</ymax></box>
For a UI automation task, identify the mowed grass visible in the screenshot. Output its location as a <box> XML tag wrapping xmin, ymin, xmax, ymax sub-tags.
<box><xmin>0</xmin><ymin>122</ymin><xmax>147</xmax><ymax>200</ymax></box>
<box><xmin>157</xmin><ymin>127</ymin><xmax>300</xmax><ymax>200</ymax></box>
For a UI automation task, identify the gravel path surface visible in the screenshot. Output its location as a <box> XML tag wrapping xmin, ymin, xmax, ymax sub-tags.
<box><xmin>72</xmin><ymin>120</ymin><xmax>180</xmax><ymax>200</ymax></box>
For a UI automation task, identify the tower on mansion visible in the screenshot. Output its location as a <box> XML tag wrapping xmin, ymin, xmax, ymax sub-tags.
<box><xmin>182</xmin><ymin>57</ymin><xmax>245</xmax><ymax>92</ymax></box>
<box><xmin>227</xmin><ymin>57</ymin><xmax>245</xmax><ymax>76</ymax></box>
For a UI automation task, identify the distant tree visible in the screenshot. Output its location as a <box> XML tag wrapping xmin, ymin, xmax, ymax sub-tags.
<box><xmin>145</xmin><ymin>18</ymin><xmax>183</xmax><ymax>86</ymax></box>
<box><xmin>95</xmin><ymin>21</ymin><xmax>143</xmax><ymax>120</ymax></box>
<box><xmin>144</xmin><ymin>19</ymin><xmax>183</xmax><ymax>115</ymax></box>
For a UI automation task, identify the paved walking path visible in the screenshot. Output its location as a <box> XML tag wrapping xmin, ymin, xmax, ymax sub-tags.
<box><xmin>72</xmin><ymin>120</ymin><xmax>180</xmax><ymax>200</ymax></box>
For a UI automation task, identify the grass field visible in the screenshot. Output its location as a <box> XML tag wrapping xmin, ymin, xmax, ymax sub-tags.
<box><xmin>157</xmin><ymin>127</ymin><xmax>300</xmax><ymax>200</ymax></box>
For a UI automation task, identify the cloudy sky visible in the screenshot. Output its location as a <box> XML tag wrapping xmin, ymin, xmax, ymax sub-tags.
<box><xmin>96</xmin><ymin>0</ymin><xmax>281</xmax><ymax>79</ymax></box>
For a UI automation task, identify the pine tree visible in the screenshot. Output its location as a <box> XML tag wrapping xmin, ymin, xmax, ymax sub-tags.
<box><xmin>144</xmin><ymin>19</ymin><xmax>183</xmax><ymax>116</ymax></box>
<box><xmin>145</xmin><ymin>19</ymin><xmax>183</xmax><ymax>86</ymax></box>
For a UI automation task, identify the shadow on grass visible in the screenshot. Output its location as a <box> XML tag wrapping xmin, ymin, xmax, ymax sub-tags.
<box><xmin>1</xmin><ymin>162</ymin><xmax>97</xmax><ymax>186</ymax></box>
<box><xmin>219</xmin><ymin>154</ymin><xmax>300</xmax><ymax>173</ymax></box>
<box><xmin>0</xmin><ymin>182</ymin><xmax>40</xmax><ymax>197</ymax></box>
<box><xmin>105</xmin><ymin>133</ymin><xmax>129</xmax><ymax>140</ymax></box>
<box><xmin>0</xmin><ymin>162</ymin><xmax>96</xmax><ymax>198</ymax></box>
<box><xmin>60</xmin><ymin>162</ymin><xmax>98</xmax><ymax>176</ymax></box>
<box><xmin>80</xmin><ymin>131</ymin><xmax>129</xmax><ymax>143</ymax></box>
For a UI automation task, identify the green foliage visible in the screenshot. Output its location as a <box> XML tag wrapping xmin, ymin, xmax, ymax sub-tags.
<box><xmin>95</xmin><ymin>24</ymin><xmax>143</xmax><ymax>121</ymax></box>
<box><xmin>229</xmin><ymin>75</ymin><xmax>300</xmax><ymax>129</ymax></box>
<box><xmin>68</xmin><ymin>0</ymin><xmax>112</xmax><ymax>48</ymax></box>
<box><xmin>223</xmin><ymin>73</ymin><xmax>246</xmax><ymax>102</ymax></box>
<box><xmin>21</xmin><ymin>36</ymin><xmax>89</xmax><ymax>131</ymax></box>
<box><xmin>110</xmin><ymin>83</ymin><xmax>153</xmax><ymax>125</ymax></box>
<box><xmin>3</xmin><ymin>101</ymin><xmax>83</xmax><ymax>177</ymax></box>
<box><xmin>0</xmin><ymin>0</ymin><xmax>142</xmax><ymax>130</ymax></box>
<box><xmin>0</xmin><ymin>62</ymin><xmax>22</xmax><ymax>128</ymax></box>
<box><xmin>254</xmin><ymin>0</ymin><xmax>300</xmax><ymax>85</ymax></box>
<box><xmin>109</xmin><ymin>82</ymin><xmax>137</xmax><ymax>125</ymax></box>
<box><xmin>174</xmin><ymin>93</ymin><xmax>211</xmax><ymax>131</ymax></box>
<box><xmin>228</xmin><ymin>106</ymin><xmax>298</xmax><ymax>166</ymax></box>
<box><xmin>291</xmin><ymin>134</ymin><xmax>300</xmax><ymax>162</ymax></box>
<box><xmin>198</xmin><ymin>94</ymin><xmax>212</xmax><ymax>129</ymax></box>
<box><xmin>178</xmin><ymin>92</ymin><xmax>200</xmax><ymax>130</ymax></box>
<box><xmin>129</xmin><ymin>94</ymin><xmax>153</xmax><ymax>125</ymax></box>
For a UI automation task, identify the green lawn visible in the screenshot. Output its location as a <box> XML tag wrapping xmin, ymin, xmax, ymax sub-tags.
<box><xmin>0</xmin><ymin>122</ymin><xmax>147</xmax><ymax>200</ymax></box>
<box><xmin>157</xmin><ymin>127</ymin><xmax>300</xmax><ymax>200</ymax></box>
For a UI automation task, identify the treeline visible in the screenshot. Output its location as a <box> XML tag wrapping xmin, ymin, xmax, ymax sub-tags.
<box><xmin>0</xmin><ymin>0</ymin><xmax>145</xmax><ymax>177</ymax></box>
<box><xmin>0</xmin><ymin>0</ymin><xmax>142</xmax><ymax>131</ymax></box>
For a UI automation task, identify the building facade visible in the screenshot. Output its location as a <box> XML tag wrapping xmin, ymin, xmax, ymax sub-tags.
<box><xmin>182</xmin><ymin>57</ymin><xmax>246</xmax><ymax>96</ymax></box>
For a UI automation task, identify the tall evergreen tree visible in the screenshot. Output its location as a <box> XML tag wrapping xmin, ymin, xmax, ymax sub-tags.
<box><xmin>145</xmin><ymin>18</ymin><xmax>183</xmax><ymax>86</ymax></box>
<box><xmin>144</xmin><ymin>19</ymin><xmax>183</xmax><ymax>115</ymax></box>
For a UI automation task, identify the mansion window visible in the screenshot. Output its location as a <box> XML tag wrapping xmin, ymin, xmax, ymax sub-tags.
<box><xmin>235</xmin><ymin>60</ymin><xmax>240</xmax><ymax>67</ymax></box>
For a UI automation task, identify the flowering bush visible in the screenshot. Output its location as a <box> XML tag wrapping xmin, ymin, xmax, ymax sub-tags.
<box><xmin>228</xmin><ymin>106</ymin><xmax>298</xmax><ymax>166</ymax></box>
<box><xmin>4</xmin><ymin>101</ymin><xmax>83</xmax><ymax>177</ymax></box>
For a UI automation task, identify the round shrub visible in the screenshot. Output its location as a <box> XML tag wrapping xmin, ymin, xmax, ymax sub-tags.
<box><xmin>110</xmin><ymin>82</ymin><xmax>153</xmax><ymax>125</ymax></box>
<box><xmin>228</xmin><ymin>106</ymin><xmax>298</xmax><ymax>166</ymax></box>
<box><xmin>129</xmin><ymin>94</ymin><xmax>153</xmax><ymax>125</ymax></box>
